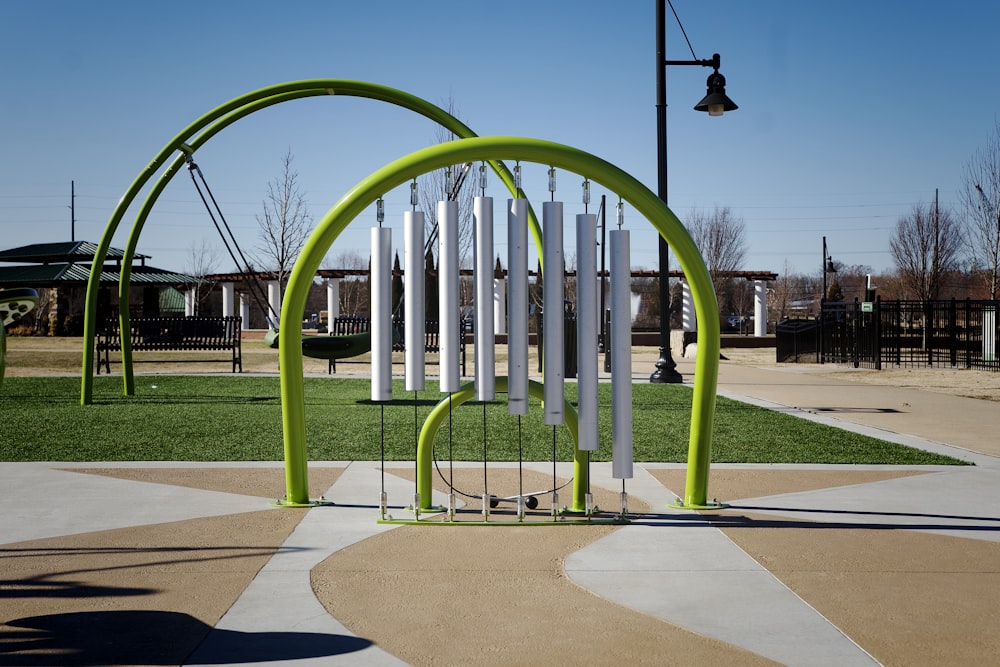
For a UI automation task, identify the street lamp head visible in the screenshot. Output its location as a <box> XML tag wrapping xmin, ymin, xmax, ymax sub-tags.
<box><xmin>694</xmin><ymin>59</ymin><xmax>738</xmax><ymax>116</ymax></box>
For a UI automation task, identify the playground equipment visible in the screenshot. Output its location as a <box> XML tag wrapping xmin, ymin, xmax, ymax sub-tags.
<box><xmin>82</xmin><ymin>81</ymin><xmax>722</xmax><ymax>515</ymax></box>
<box><xmin>79</xmin><ymin>80</ymin><xmax>543</xmax><ymax>406</ymax></box>
<box><xmin>262</xmin><ymin>326</ymin><xmax>390</xmax><ymax>361</ymax></box>
<box><xmin>275</xmin><ymin>135</ymin><xmax>722</xmax><ymax>514</ymax></box>
<box><xmin>189</xmin><ymin>151</ymin><xmax>388</xmax><ymax>364</ymax></box>
<box><xmin>0</xmin><ymin>288</ymin><xmax>39</xmax><ymax>384</ymax></box>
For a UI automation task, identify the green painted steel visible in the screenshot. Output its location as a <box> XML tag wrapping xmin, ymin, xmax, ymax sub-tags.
<box><xmin>115</xmin><ymin>90</ymin><xmax>324</xmax><ymax>396</ymax></box>
<box><xmin>277</xmin><ymin>136</ymin><xmax>720</xmax><ymax>509</ymax></box>
<box><xmin>414</xmin><ymin>376</ymin><xmax>588</xmax><ymax>513</ymax></box>
<box><xmin>1</xmin><ymin>288</ymin><xmax>39</xmax><ymax>386</ymax></box>
<box><xmin>80</xmin><ymin>80</ymin><xmax>543</xmax><ymax>405</ymax></box>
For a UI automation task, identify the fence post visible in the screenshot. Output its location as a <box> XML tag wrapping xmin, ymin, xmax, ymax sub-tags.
<box><xmin>949</xmin><ymin>297</ymin><xmax>958</xmax><ymax>367</ymax></box>
<box><xmin>924</xmin><ymin>300</ymin><xmax>933</xmax><ymax>366</ymax></box>
<box><xmin>894</xmin><ymin>300</ymin><xmax>903</xmax><ymax>366</ymax></box>
<box><xmin>852</xmin><ymin>298</ymin><xmax>860</xmax><ymax>368</ymax></box>
<box><xmin>818</xmin><ymin>299</ymin><xmax>824</xmax><ymax>363</ymax></box>
<box><xmin>965</xmin><ymin>297</ymin><xmax>972</xmax><ymax>368</ymax></box>
<box><xmin>874</xmin><ymin>296</ymin><xmax>882</xmax><ymax>370</ymax></box>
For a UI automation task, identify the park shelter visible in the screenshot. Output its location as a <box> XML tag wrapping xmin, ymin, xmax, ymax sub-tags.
<box><xmin>0</xmin><ymin>241</ymin><xmax>196</xmax><ymax>334</ymax></box>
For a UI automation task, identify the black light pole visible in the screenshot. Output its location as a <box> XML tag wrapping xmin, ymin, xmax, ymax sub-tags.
<box><xmin>820</xmin><ymin>236</ymin><xmax>835</xmax><ymax>363</ymax></box>
<box><xmin>651</xmin><ymin>0</ymin><xmax>738</xmax><ymax>383</ymax></box>
<box><xmin>822</xmin><ymin>236</ymin><xmax>830</xmax><ymax>299</ymax></box>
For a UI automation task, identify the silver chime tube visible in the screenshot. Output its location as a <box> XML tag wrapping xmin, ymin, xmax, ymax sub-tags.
<box><xmin>438</xmin><ymin>200</ymin><xmax>461</xmax><ymax>393</ymax></box>
<box><xmin>371</xmin><ymin>226</ymin><xmax>393</xmax><ymax>402</ymax></box>
<box><xmin>576</xmin><ymin>213</ymin><xmax>599</xmax><ymax>450</ymax></box>
<box><xmin>610</xmin><ymin>228</ymin><xmax>633</xmax><ymax>478</ymax></box>
<box><xmin>404</xmin><ymin>210</ymin><xmax>425</xmax><ymax>391</ymax></box>
<box><xmin>542</xmin><ymin>201</ymin><xmax>564</xmax><ymax>426</ymax></box>
<box><xmin>474</xmin><ymin>196</ymin><xmax>495</xmax><ymax>401</ymax></box>
<box><xmin>507</xmin><ymin>198</ymin><xmax>529</xmax><ymax>415</ymax></box>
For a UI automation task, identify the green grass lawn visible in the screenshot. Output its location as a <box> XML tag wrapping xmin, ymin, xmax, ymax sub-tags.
<box><xmin>0</xmin><ymin>375</ymin><xmax>966</xmax><ymax>465</ymax></box>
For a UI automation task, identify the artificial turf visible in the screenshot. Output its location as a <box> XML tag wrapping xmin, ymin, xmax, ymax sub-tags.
<box><xmin>0</xmin><ymin>376</ymin><xmax>967</xmax><ymax>466</ymax></box>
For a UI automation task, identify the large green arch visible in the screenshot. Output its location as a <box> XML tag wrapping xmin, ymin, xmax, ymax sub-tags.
<box><xmin>80</xmin><ymin>80</ymin><xmax>543</xmax><ymax>404</ymax></box>
<box><xmin>278</xmin><ymin>136</ymin><xmax>721</xmax><ymax>509</ymax></box>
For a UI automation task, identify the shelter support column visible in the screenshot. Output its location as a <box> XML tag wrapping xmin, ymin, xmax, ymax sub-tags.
<box><xmin>754</xmin><ymin>280</ymin><xmax>767</xmax><ymax>337</ymax></box>
<box><xmin>682</xmin><ymin>280</ymin><xmax>696</xmax><ymax>332</ymax></box>
<box><xmin>239</xmin><ymin>293</ymin><xmax>250</xmax><ymax>330</ymax></box>
<box><xmin>326</xmin><ymin>278</ymin><xmax>340</xmax><ymax>325</ymax></box>
<box><xmin>267</xmin><ymin>281</ymin><xmax>280</xmax><ymax>321</ymax></box>
<box><xmin>493</xmin><ymin>274</ymin><xmax>506</xmax><ymax>335</ymax></box>
<box><xmin>221</xmin><ymin>282</ymin><xmax>235</xmax><ymax>317</ymax></box>
<box><xmin>184</xmin><ymin>288</ymin><xmax>196</xmax><ymax>317</ymax></box>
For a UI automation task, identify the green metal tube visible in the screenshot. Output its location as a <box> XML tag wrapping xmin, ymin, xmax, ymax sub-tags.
<box><xmin>84</xmin><ymin>79</ymin><xmax>544</xmax><ymax>404</ymax></box>
<box><xmin>277</xmin><ymin>136</ymin><xmax>718</xmax><ymax>509</ymax></box>
<box><xmin>414</xmin><ymin>377</ymin><xmax>581</xmax><ymax>512</ymax></box>
<box><xmin>117</xmin><ymin>90</ymin><xmax>326</xmax><ymax>395</ymax></box>
<box><xmin>116</xmin><ymin>154</ymin><xmax>189</xmax><ymax>397</ymax></box>
<box><xmin>82</xmin><ymin>82</ymin><xmax>335</xmax><ymax>403</ymax></box>
<box><xmin>572</xmin><ymin>449</ymin><xmax>589</xmax><ymax>514</ymax></box>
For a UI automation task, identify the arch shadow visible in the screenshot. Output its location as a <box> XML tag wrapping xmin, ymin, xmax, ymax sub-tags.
<box><xmin>0</xmin><ymin>610</ymin><xmax>372</xmax><ymax>666</ymax></box>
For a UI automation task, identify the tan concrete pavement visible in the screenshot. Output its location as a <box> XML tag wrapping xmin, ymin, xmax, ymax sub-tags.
<box><xmin>2</xmin><ymin>341</ymin><xmax>1000</xmax><ymax>665</ymax></box>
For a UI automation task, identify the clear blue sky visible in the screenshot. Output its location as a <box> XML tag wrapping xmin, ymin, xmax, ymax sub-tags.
<box><xmin>2</xmin><ymin>0</ymin><xmax>998</xmax><ymax>277</ymax></box>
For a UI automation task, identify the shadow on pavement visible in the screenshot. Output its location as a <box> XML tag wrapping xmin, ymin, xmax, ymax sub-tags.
<box><xmin>0</xmin><ymin>610</ymin><xmax>372</xmax><ymax>666</ymax></box>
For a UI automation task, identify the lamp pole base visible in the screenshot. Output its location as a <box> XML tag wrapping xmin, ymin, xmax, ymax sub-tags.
<box><xmin>649</xmin><ymin>346</ymin><xmax>684</xmax><ymax>383</ymax></box>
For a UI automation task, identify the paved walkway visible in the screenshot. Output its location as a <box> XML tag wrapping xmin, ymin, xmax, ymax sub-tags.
<box><xmin>2</xmin><ymin>354</ymin><xmax>999</xmax><ymax>665</ymax></box>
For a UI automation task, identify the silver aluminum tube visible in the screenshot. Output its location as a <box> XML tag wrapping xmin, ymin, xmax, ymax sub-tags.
<box><xmin>610</xmin><ymin>229</ymin><xmax>633</xmax><ymax>478</ymax></box>
<box><xmin>507</xmin><ymin>198</ymin><xmax>529</xmax><ymax>415</ymax></box>
<box><xmin>542</xmin><ymin>201</ymin><xmax>564</xmax><ymax>426</ymax></box>
<box><xmin>404</xmin><ymin>210</ymin><xmax>425</xmax><ymax>391</ymax></box>
<box><xmin>371</xmin><ymin>226</ymin><xmax>393</xmax><ymax>402</ymax></box>
<box><xmin>474</xmin><ymin>196</ymin><xmax>495</xmax><ymax>401</ymax></box>
<box><xmin>438</xmin><ymin>200</ymin><xmax>461</xmax><ymax>393</ymax></box>
<box><xmin>576</xmin><ymin>213</ymin><xmax>598</xmax><ymax>451</ymax></box>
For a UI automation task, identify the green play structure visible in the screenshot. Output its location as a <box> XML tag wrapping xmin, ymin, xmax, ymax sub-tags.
<box><xmin>81</xmin><ymin>81</ymin><xmax>721</xmax><ymax>513</ymax></box>
<box><xmin>78</xmin><ymin>80</ymin><xmax>542</xmax><ymax>406</ymax></box>
<box><xmin>276</xmin><ymin>135</ymin><xmax>721</xmax><ymax>510</ymax></box>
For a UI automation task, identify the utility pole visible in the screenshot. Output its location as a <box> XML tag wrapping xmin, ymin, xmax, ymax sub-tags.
<box><xmin>70</xmin><ymin>180</ymin><xmax>76</xmax><ymax>242</ymax></box>
<box><xmin>933</xmin><ymin>188</ymin><xmax>940</xmax><ymax>299</ymax></box>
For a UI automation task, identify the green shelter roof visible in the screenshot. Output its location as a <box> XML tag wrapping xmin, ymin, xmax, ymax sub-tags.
<box><xmin>0</xmin><ymin>241</ymin><xmax>149</xmax><ymax>264</ymax></box>
<box><xmin>0</xmin><ymin>263</ymin><xmax>196</xmax><ymax>286</ymax></box>
<box><xmin>0</xmin><ymin>240</ymin><xmax>193</xmax><ymax>289</ymax></box>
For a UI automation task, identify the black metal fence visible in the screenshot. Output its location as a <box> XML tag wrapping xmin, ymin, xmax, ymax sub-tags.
<box><xmin>775</xmin><ymin>318</ymin><xmax>820</xmax><ymax>363</ymax></box>
<box><xmin>815</xmin><ymin>298</ymin><xmax>1000</xmax><ymax>371</ymax></box>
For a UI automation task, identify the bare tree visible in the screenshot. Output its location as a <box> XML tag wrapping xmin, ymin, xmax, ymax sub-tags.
<box><xmin>769</xmin><ymin>260</ymin><xmax>807</xmax><ymax>320</ymax></box>
<box><xmin>253</xmin><ymin>149</ymin><xmax>312</xmax><ymax>297</ymax></box>
<box><xmin>826</xmin><ymin>261</ymin><xmax>874</xmax><ymax>302</ymax></box>
<box><xmin>685</xmin><ymin>206</ymin><xmax>747</xmax><ymax>279</ymax></box>
<box><xmin>960</xmin><ymin>120</ymin><xmax>1000</xmax><ymax>299</ymax></box>
<box><xmin>684</xmin><ymin>206</ymin><xmax>748</xmax><ymax>313</ymax></box>
<box><xmin>185</xmin><ymin>239</ymin><xmax>219</xmax><ymax>315</ymax></box>
<box><xmin>418</xmin><ymin>98</ymin><xmax>476</xmax><ymax>270</ymax></box>
<box><xmin>889</xmin><ymin>196</ymin><xmax>963</xmax><ymax>301</ymax></box>
<box><xmin>323</xmin><ymin>249</ymin><xmax>368</xmax><ymax>316</ymax></box>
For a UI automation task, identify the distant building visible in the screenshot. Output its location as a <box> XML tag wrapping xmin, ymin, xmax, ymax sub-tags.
<box><xmin>0</xmin><ymin>241</ymin><xmax>196</xmax><ymax>335</ymax></box>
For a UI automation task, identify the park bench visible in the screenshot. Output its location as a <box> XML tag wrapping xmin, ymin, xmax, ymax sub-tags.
<box><xmin>327</xmin><ymin>315</ymin><xmax>466</xmax><ymax>375</ymax></box>
<box><xmin>96</xmin><ymin>315</ymin><xmax>242</xmax><ymax>374</ymax></box>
